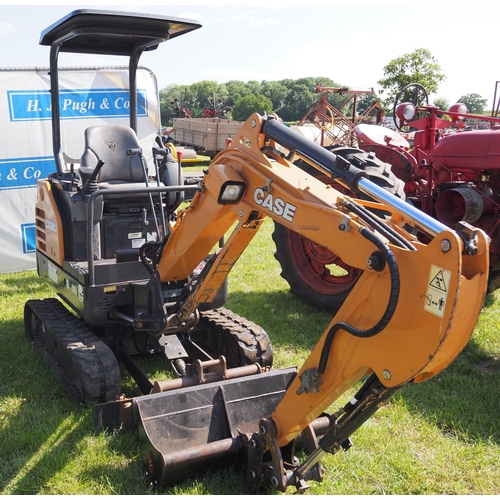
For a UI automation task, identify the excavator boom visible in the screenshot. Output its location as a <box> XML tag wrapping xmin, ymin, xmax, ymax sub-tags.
<box><xmin>126</xmin><ymin>113</ymin><xmax>489</xmax><ymax>492</ymax></box>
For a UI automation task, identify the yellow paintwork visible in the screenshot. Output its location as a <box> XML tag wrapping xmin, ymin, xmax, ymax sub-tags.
<box><xmin>168</xmin><ymin>142</ymin><xmax>210</xmax><ymax>164</ymax></box>
<box><xmin>158</xmin><ymin>113</ymin><xmax>489</xmax><ymax>447</ymax></box>
<box><xmin>34</xmin><ymin>113</ymin><xmax>489</xmax><ymax>453</ymax></box>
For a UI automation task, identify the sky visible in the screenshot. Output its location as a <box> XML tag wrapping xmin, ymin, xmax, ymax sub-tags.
<box><xmin>1</xmin><ymin>2</ymin><xmax>499</xmax><ymax>109</ymax></box>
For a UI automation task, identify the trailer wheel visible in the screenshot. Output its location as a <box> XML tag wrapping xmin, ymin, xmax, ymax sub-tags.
<box><xmin>273</xmin><ymin>146</ymin><xmax>405</xmax><ymax>312</ymax></box>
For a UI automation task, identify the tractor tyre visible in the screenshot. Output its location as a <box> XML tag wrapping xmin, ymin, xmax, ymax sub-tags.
<box><xmin>272</xmin><ymin>145</ymin><xmax>406</xmax><ymax>313</ymax></box>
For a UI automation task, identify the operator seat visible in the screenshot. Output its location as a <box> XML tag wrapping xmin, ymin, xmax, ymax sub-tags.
<box><xmin>79</xmin><ymin>124</ymin><xmax>184</xmax><ymax>209</ymax></box>
<box><xmin>79</xmin><ymin>125</ymin><xmax>158</xmax><ymax>262</ymax></box>
<box><xmin>79</xmin><ymin>125</ymin><xmax>148</xmax><ymax>189</ymax></box>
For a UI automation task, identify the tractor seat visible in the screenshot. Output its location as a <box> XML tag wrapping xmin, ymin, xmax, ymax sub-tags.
<box><xmin>79</xmin><ymin>125</ymin><xmax>150</xmax><ymax>191</ymax></box>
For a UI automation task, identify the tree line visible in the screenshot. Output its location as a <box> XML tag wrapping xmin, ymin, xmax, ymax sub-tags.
<box><xmin>159</xmin><ymin>76</ymin><xmax>362</xmax><ymax>125</ymax></box>
<box><xmin>159</xmin><ymin>48</ymin><xmax>489</xmax><ymax>126</ymax></box>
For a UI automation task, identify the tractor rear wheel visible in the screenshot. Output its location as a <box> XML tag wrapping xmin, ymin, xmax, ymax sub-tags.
<box><xmin>272</xmin><ymin>223</ymin><xmax>362</xmax><ymax>311</ymax></box>
<box><xmin>273</xmin><ymin>145</ymin><xmax>406</xmax><ymax>312</ymax></box>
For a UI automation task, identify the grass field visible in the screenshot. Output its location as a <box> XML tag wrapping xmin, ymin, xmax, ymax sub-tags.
<box><xmin>1</xmin><ymin>218</ymin><xmax>500</xmax><ymax>494</ymax></box>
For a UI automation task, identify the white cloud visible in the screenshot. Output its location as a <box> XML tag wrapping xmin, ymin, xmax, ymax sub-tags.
<box><xmin>0</xmin><ymin>21</ymin><xmax>17</xmax><ymax>37</ymax></box>
<box><xmin>246</xmin><ymin>15</ymin><xmax>276</xmax><ymax>27</ymax></box>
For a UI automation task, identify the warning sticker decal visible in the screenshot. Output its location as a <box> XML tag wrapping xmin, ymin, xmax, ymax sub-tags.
<box><xmin>424</xmin><ymin>265</ymin><xmax>451</xmax><ymax>318</ymax></box>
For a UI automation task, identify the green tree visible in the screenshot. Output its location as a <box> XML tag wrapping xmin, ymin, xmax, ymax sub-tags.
<box><xmin>159</xmin><ymin>81</ymin><xmax>232</xmax><ymax>123</ymax></box>
<box><xmin>260</xmin><ymin>80</ymin><xmax>290</xmax><ymax>117</ymax></box>
<box><xmin>275</xmin><ymin>77</ymin><xmax>346</xmax><ymax>122</ymax></box>
<box><xmin>189</xmin><ymin>80</ymin><xmax>222</xmax><ymax>116</ymax></box>
<box><xmin>378</xmin><ymin>48</ymin><xmax>446</xmax><ymax>108</ymax></box>
<box><xmin>432</xmin><ymin>97</ymin><xmax>451</xmax><ymax>121</ymax></box>
<box><xmin>433</xmin><ymin>96</ymin><xmax>450</xmax><ymax>111</ymax></box>
<box><xmin>274</xmin><ymin>78</ymin><xmax>320</xmax><ymax>122</ymax></box>
<box><xmin>456</xmin><ymin>93</ymin><xmax>488</xmax><ymax>114</ymax></box>
<box><xmin>159</xmin><ymin>84</ymin><xmax>193</xmax><ymax>125</ymax></box>
<box><xmin>160</xmin><ymin>77</ymin><xmax>347</xmax><ymax>125</ymax></box>
<box><xmin>231</xmin><ymin>94</ymin><xmax>273</xmax><ymax>121</ymax></box>
<box><xmin>433</xmin><ymin>96</ymin><xmax>451</xmax><ymax>120</ymax></box>
<box><xmin>223</xmin><ymin>80</ymin><xmax>262</xmax><ymax>108</ymax></box>
<box><xmin>224</xmin><ymin>80</ymin><xmax>251</xmax><ymax>106</ymax></box>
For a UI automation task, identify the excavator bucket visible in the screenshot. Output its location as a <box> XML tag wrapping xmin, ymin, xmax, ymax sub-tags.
<box><xmin>135</xmin><ymin>367</ymin><xmax>297</xmax><ymax>486</ymax></box>
<box><xmin>95</xmin><ymin>365</ymin><xmax>331</xmax><ymax>488</ymax></box>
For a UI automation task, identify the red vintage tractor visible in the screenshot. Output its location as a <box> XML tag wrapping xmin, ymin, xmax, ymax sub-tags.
<box><xmin>273</xmin><ymin>83</ymin><xmax>500</xmax><ymax>310</ymax></box>
<box><xmin>203</xmin><ymin>97</ymin><xmax>230</xmax><ymax>119</ymax></box>
<box><xmin>171</xmin><ymin>97</ymin><xmax>192</xmax><ymax>118</ymax></box>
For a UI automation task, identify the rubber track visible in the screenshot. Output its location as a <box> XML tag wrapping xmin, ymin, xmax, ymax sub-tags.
<box><xmin>25</xmin><ymin>298</ymin><xmax>121</xmax><ymax>405</ymax></box>
<box><xmin>199</xmin><ymin>307</ymin><xmax>273</xmax><ymax>369</ymax></box>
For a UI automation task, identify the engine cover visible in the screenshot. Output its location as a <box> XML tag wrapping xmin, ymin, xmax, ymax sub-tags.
<box><xmin>431</xmin><ymin>128</ymin><xmax>500</xmax><ymax>171</ymax></box>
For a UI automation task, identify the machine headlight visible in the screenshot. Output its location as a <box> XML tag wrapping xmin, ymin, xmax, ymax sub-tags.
<box><xmin>218</xmin><ymin>181</ymin><xmax>246</xmax><ymax>204</ymax></box>
<box><xmin>448</xmin><ymin>103</ymin><xmax>468</xmax><ymax>122</ymax></box>
<box><xmin>395</xmin><ymin>102</ymin><xmax>417</xmax><ymax>123</ymax></box>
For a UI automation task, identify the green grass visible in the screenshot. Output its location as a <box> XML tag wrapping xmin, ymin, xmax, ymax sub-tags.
<box><xmin>1</xmin><ymin>218</ymin><xmax>500</xmax><ymax>494</ymax></box>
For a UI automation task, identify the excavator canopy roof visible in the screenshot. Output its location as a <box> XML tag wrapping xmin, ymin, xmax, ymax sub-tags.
<box><xmin>39</xmin><ymin>9</ymin><xmax>202</xmax><ymax>56</ymax></box>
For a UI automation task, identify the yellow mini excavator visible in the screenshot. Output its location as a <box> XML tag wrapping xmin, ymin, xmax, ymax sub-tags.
<box><xmin>25</xmin><ymin>9</ymin><xmax>489</xmax><ymax>493</ymax></box>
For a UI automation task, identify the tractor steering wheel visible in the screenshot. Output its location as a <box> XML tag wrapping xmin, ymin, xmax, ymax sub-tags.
<box><xmin>392</xmin><ymin>83</ymin><xmax>429</xmax><ymax>132</ymax></box>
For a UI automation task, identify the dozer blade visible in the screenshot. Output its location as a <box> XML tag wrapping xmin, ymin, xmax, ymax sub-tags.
<box><xmin>134</xmin><ymin>367</ymin><xmax>297</xmax><ymax>486</ymax></box>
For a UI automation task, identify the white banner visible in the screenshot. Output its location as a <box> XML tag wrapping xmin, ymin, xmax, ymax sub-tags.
<box><xmin>0</xmin><ymin>67</ymin><xmax>160</xmax><ymax>274</ymax></box>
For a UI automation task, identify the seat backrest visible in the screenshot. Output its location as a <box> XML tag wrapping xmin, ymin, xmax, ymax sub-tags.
<box><xmin>81</xmin><ymin>125</ymin><xmax>146</xmax><ymax>183</ymax></box>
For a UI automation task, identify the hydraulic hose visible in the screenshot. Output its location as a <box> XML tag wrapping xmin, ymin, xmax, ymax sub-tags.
<box><xmin>342</xmin><ymin>199</ymin><xmax>417</xmax><ymax>251</ymax></box>
<box><xmin>316</xmin><ymin>226</ymin><xmax>400</xmax><ymax>375</ymax></box>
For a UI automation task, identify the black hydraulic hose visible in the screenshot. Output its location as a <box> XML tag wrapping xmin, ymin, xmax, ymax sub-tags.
<box><xmin>316</xmin><ymin>227</ymin><xmax>400</xmax><ymax>375</ymax></box>
<box><xmin>343</xmin><ymin>199</ymin><xmax>417</xmax><ymax>252</ymax></box>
